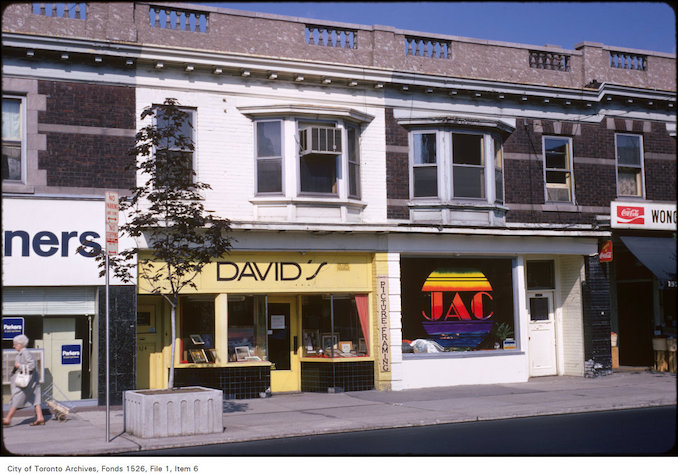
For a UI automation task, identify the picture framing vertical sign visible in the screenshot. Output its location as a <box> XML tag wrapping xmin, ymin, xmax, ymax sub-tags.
<box><xmin>105</xmin><ymin>191</ymin><xmax>119</xmax><ymax>256</ymax></box>
<box><xmin>377</xmin><ymin>276</ymin><xmax>391</xmax><ymax>373</ymax></box>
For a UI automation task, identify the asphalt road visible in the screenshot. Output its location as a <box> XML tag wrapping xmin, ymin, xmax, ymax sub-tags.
<box><xmin>129</xmin><ymin>406</ymin><xmax>676</xmax><ymax>456</ymax></box>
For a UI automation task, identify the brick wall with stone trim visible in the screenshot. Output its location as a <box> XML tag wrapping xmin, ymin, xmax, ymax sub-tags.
<box><xmin>35</xmin><ymin>80</ymin><xmax>136</xmax><ymax>190</ymax></box>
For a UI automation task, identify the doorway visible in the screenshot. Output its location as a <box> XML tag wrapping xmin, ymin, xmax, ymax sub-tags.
<box><xmin>268</xmin><ymin>297</ymin><xmax>300</xmax><ymax>393</ymax></box>
<box><xmin>527</xmin><ymin>291</ymin><xmax>557</xmax><ymax>377</ymax></box>
<box><xmin>617</xmin><ymin>281</ymin><xmax>653</xmax><ymax>366</ymax></box>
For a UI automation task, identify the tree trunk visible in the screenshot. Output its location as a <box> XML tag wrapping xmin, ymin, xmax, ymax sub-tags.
<box><xmin>168</xmin><ymin>301</ymin><xmax>177</xmax><ymax>389</ymax></box>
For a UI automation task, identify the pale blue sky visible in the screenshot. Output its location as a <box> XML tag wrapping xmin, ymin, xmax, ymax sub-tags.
<box><xmin>198</xmin><ymin>2</ymin><xmax>676</xmax><ymax>53</ymax></box>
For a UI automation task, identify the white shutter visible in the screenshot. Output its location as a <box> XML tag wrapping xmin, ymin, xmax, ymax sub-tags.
<box><xmin>2</xmin><ymin>287</ymin><xmax>96</xmax><ymax>315</ymax></box>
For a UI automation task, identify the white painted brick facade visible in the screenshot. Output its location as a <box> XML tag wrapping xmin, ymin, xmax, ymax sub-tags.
<box><xmin>557</xmin><ymin>255</ymin><xmax>586</xmax><ymax>376</ymax></box>
<box><xmin>135</xmin><ymin>70</ymin><xmax>387</xmax><ymax>226</ymax></box>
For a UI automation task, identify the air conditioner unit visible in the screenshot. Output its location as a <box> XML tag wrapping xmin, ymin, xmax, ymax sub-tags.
<box><xmin>299</xmin><ymin>127</ymin><xmax>342</xmax><ymax>156</ymax></box>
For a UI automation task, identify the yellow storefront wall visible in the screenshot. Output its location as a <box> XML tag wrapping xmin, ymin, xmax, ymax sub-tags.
<box><xmin>137</xmin><ymin>252</ymin><xmax>392</xmax><ymax>391</ymax></box>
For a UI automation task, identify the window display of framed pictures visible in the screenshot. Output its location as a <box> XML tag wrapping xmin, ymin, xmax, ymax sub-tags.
<box><xmin>322</xmin><ymin>333</ymin><xmax>338</xmax><ymax>353</ymax></box>
<box><xmin>189</xmin><ymin>349</ymin><xmax>208</xmax><ymax>363</ymax></box>
<box><xmin>235</xmin><ymin>346</ymin><xmax>251</xmax><ymax>362</ymax></box>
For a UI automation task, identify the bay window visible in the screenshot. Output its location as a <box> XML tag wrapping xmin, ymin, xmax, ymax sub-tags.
<box><xmin>412</xmin><ymin>132</ymin><xmax>438</xmax><ymax>197</ymax></box>
<box><xmin>452</xmin><ymin>133</ymin><xmax>485</xmax><ymax>198</ymax></box>
<box><xmin>255</xmin><ymin>120</ymin><xmax>283</xmax><ymax>194</ymax></box>
<box><xmin>409</xmin><ymin>129</ymin><xmax>504</xmax><ymax>203</ymax></box>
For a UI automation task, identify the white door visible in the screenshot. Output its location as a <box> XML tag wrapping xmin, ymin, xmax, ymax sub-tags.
<box><xmin>34</xmin><ymin>318</ymin><xmax>83</xmax><ymax>400</ymax></box>
<box><xmin>527</xmin><ymin>292</ymin><xmax>557</xmax><ymax>377</ymax></box>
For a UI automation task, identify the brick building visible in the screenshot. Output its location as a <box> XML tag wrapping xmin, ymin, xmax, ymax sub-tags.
<box><xmin>2</xmin><ymin>3</ymin><xmax>675</xmax><ymax>403</ymax></box>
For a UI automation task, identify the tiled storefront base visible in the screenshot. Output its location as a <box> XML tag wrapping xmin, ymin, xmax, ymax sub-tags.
<box><xmin>301</xmin><ymin>360</ymin><xmax>375</xmax><ymax>392</ymax></box>
<box><xmin>173</xmin><ymin>366</ymin><xmax>271</xmax><ymax>400</ymax></box>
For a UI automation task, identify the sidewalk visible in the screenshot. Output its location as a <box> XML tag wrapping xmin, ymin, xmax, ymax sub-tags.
<box><xmin>2</xmin><ymin>369</ymin><xmax>676</xmax><ymax>456</ymax></box>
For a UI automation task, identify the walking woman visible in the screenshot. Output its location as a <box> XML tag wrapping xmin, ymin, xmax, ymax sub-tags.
<box><xmin>3</xmin><ymin>334</ymin><xmax>45</xmax><ymax>426</ymax></box>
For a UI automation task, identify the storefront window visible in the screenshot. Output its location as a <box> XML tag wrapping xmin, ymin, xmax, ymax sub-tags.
<box><xmin>180</xmin><ymin>296</ymin><xmax>217</xmax><ymax>363</ymax></box>
<box><xmin>227</xmin><ymin>295</ymin><xmax>267</xmax><ymax>362</ymax></box>
<box><xmin>301</xmin><ymin>294</ymin><xmax>369</xmax><ymax>357</ymax></box>
<box><xmin>401</xmin><ymin>258</ymin><xmax>515</xmax><ymax>353</ymax></box>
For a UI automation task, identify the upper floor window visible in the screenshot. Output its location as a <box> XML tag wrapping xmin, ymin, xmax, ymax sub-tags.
<box><xmin>615</xmin><ymin>133</ymin><xmax>644</xmax><ymax>197</ymax></box>
<box><xmin>255</xmin><ymin>120</ymin><xmax>283</xmax><ymax>194</ymax></box>
<box><xmin>299</xmin><ymin>122</ymin><xmax>341</xmax><ymax>195</ymax></box>
<box><xmin>409</xmin><ymin>129</ymin><xmax>503</xmax><ymax>203</ymax></box>
<box><xmin>543</xmin><ymin>136</ymin><xmax>573</xmax><ymax>202</ymax></box>
<box><xmin>412</xmin><ymin>132</ymin><xmax>438</xmax><ymax>198</ymax></box>
<box><xmin>347</xmin><ymin>125</ymin><xmax>361</xmax><ymax>199</ymax></box>
<box><xmin>253</xmin><ymin>117</ymin><xmax>363</xmax><ymax>200</ymax></box>
<box><xmin>2</xmin><ymin>97</ymin><xmax>23</xmax><ymax>182</ymax></box>
<box><xmin>452</xmin><ymin>133</ymin><xmax>484</xmax><ymax>198</ymax></box>
<box><xmin>155</xmin><ymin>105</ymin><xmax>195</xmax><ymax>188</ymax></box>
<box><xmin>494</xmin><ymin>138</ymin><xmax>504</xmax><ymax>203</ymax></box>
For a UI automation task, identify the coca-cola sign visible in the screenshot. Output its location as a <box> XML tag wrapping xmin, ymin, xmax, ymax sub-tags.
<box><xmin>611</xmin><ymin>201</ymin><xmax>677</xmax><ymax>230</ymax></box>
<box><xmin>616</xmin><ymin>206</ymin><xmax>645</xmax><ymax>225</ymax></box>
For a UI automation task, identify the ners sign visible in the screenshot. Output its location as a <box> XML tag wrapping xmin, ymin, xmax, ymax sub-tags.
<box><xmin>419</xmin><ymin>268</ymin><xmax>495</xmax><ymax>349</ymax></box>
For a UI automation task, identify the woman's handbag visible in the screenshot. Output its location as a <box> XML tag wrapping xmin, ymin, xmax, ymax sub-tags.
<box><xmin>14</xmin><ymin>365</ymin><xmax>31</xmax><ymax>388</ymax></box>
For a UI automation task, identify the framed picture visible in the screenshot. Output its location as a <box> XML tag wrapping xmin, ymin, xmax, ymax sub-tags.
<box><xmin>321</xmin><ymin>333</ymin><xmax>338</xmax><ymax>353</ymax></box>
<box><xmin>358</xmin><ymin>338</ymin><xmax>367</xmax><ymax>355</ymax></box>
<box><xmin>245</xmin><ymin>355</ymin><xmax>262</xmax><ymax>361</ymax></box>
<box><xmin>206</xmin><ymin>349</ymin><xmax>218</xmax><ymax>363</ymax></box>
<box><xmin>339</xmin><ymin>341</ymin><xmax>353</xmax><ymax>353</ymax></box>
<box><xmin>190</xmin><ymin>334</ymin><xmax>205</xmax><ymax>345</ymax></box>
<box><xmin>235</xmin><ymin>346</ymin><xmax>251</xmax><ymax>362</ymax></box>
<box><xmin>189</xmin><ymin>349</ymin><xmax>208</xmax><ymax>364</ymax></box>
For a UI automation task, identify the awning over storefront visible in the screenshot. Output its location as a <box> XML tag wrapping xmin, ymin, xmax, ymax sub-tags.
<box><xmin>620</xmin><ymin>236</ymin><xmax>677</xmax><ymax>286</ymax></box>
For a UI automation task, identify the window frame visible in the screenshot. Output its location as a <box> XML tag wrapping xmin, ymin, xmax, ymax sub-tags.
<box><xmin>614</xmin><ymin>133</ymin><xmax>645</xmax><ymax>198</ymax></box>
<box><xmin>2</xmin><ymin>95</ymin><xmax>26</xmax><ymax>183</ymax></box>
<box><xmin>451</xmin><ymin>131</ymin><xmax>486</xmax><ymax>199</ymax></box>
<box><xmin>346</xmin><ymin>123</ymin><xmax>361</xmax><ymax>200</ymax></box>
<box><xmin>542</xmin><ymin>135</ymin><xmax>574</xmax><ymax>203</ymax></box>
<box><xmin>254</xmin><ymin>119</ymin><xmax>285</xmax><ymax>195</ymax></box>
<box><xmin>408</xmin><ymin>128</ymin><xmax>503</xmax><ymax>203</ymax></box>
<box><xmin>153</xmin><ymin>104</ymin><xmax>196</xmax><ymax>188</ymax></box>
<box><xmin>409</xmin><ymin>130</ymin><xmax>440</xmax><ymax>199</ymax></box>
<box><xmin>494</xmin><ymin>134</ymin><xmax>504</xmax><ymax>204</ymax></box>
<box><xmin>297</xmin><ymin>119</ymin><xmax>341</xmax><ymax>197</ymax></box>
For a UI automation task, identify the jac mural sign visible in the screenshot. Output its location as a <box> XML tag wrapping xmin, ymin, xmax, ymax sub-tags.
<box><xmin>400</xmin><ymin>258</ymin><xmax>515</xmax><ymax>351</ymax></box>
<box><xmin>2</xmin><ymin>197</ymin><xmax>134</xmax><ymax>286</ymax></box>
<box><xmin>611</xmin><ymin>201</ymin><xmax>677</xmax><ymax>231</ymax></box>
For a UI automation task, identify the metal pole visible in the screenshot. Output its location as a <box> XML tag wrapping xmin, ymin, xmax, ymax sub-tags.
<box><xmin>105</xmin><ymin>252</ymin><xmax>110</xmax><ymax>442</ymax></box>
<box><xmin>330</xmin><ymin>294</ymin><xmax>335</xmax><ymax>389</ymax></box>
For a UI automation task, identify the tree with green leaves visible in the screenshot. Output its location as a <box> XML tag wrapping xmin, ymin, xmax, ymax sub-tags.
<box><xmin>107</xmin><ymin>98</ymin><xmax>231</xmax><ymax>389</ymax></box>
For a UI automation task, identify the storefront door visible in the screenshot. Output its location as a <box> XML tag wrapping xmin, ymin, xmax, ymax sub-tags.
<box><xmin>527</xmin><ymin>292</ymin><xmax>557</xmax><ymax>377</ymax></box>
<box><xmin>35</xmin><ymin>318</ymin><xmax>83</xmax><ymax>400</ymax></box>
<box><xmin>268</xmin><ymin>297</ymin><xmax>300</xmax><ymax>393</ymax></box>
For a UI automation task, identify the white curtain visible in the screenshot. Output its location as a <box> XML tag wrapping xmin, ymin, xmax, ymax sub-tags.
<box><xmin>2</xmin><ymin>99</ymin><xmax>21</xmax><ymax>140</ymax></box>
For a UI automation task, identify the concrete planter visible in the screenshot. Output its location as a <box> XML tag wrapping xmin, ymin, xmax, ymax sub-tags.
<box><xmin>124</xmin><ymin>387</ymin><xmax>223</xmax><ymax>438</ymax></box>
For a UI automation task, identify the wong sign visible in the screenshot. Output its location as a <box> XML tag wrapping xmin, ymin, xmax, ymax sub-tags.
<box><xmin>611</xmin><ymin>201</ymin><xmax>677</xmax><ymax>230</ymax></box>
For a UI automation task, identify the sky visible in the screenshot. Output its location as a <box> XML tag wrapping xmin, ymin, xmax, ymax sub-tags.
<box><xmin>198</xmin><ymin>2</ymin><xmax>676</xmax><ymax>54</ymax></box>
